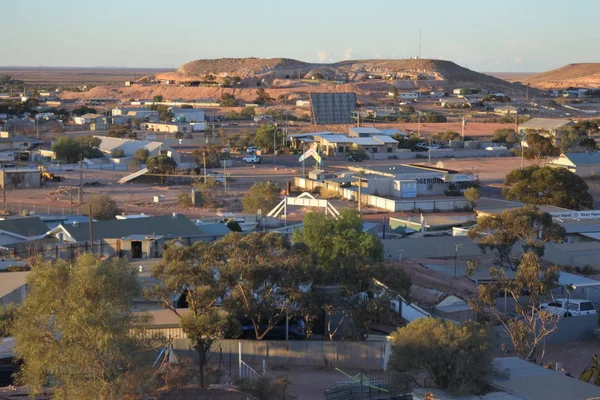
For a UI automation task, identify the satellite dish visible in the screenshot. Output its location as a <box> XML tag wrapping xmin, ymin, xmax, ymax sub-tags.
<box><xmin>436</xmin><ymin>161</ymin><xmax>445</xmax><ymax>169</ymax></box>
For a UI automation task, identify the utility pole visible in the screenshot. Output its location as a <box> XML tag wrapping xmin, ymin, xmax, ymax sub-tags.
<box><xmin>428</xmin><ymin>137</ymin><xmax>432</xmax><ymax>166</ymax></box>
<box><xmin>79</xmin><ymin>160</ymin><xmax>83</xmax><ymax>203</ymax></box>
<box><xmin>1</xmin><ymin>162</ymin><xmax>5</xmax><ymax>212</ymax></box>
<box><xmin>461</xmin><ymin>116</ymin><xmax>466</xmax><ymax>141</ymax></box>
<box><xmin>69</xmin><ymin>179</ymin><xmax>73</xmax><ymax>214</ymax></box>
<box><xmin>356</xmin><ymin>168</ymin><xmax>364</xmax><ymax>213</ymax></box>
<box><xmin>88</xmin><ymin>204</ymin><xmax>94</xmax><ymax>255</ymax></box>
<box><xmin>273</xmin><ymin>128</ymin><xmax>276</xmax><ymax>165</ymax></box>
<box><xmin>203</xmin><ymin>152</ymin><xmax>207</xmax><ymax>183</ymax></box>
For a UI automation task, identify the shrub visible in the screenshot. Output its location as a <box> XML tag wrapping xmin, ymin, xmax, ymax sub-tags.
<box><xmin>236</xmin><ymin>375</ymin><xmax>292</xmax><ymax>400</ymax></box>
<box><xmin>177</xmin><ymin>192</ymin><xmax>193</xmax><ymax>208</ymax></box>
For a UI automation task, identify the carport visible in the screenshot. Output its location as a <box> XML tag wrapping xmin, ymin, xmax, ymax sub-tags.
<box><xmin>556</xmin><ymin>272</ymin><xmax>600</xmax><ymax>304</ymax></box>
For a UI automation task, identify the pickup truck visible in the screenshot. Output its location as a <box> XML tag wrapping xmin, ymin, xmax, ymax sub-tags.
<box><xmin>242</xmin><ymin>155</ymin><xmax>262</xmax><ymax>164</ymax></box>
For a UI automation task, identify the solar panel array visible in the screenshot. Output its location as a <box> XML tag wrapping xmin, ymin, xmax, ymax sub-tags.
<box><xmin>309</xmin><ymin>92</ymin><xmax>357</xmax><ymax>125</ymax></box>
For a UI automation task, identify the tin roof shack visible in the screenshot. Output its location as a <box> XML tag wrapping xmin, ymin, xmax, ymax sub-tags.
<box><xmin>433</xmin><ymin>295</ymin><xmax>476</xmax><ymax>322</ymax></box>
<box><xmin>0</xmin><ymin>167</ymin><xmax>40</xmax><ymax>189</ymax></box>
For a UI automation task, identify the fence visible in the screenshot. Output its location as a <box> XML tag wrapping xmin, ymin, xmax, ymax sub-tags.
<box><xmin>172</xmin><ymin>339</ymin><xmax>390</xmax><ymax>372</ymax></box>
<box><xmin>47</xmin><ymin>163</ymin><xmax>129</xmax><ymax>171</ymax></box>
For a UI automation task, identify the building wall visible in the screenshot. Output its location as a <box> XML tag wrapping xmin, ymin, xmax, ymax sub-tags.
<box><xmin>0</xmin><ymin>171</ymin><xmax>41</xmax><ymax>189</ymax></box>
<box><xmin>0</xmin><ymin>285</ymin><xmax>27</xmax><ymax>306</ymax></box>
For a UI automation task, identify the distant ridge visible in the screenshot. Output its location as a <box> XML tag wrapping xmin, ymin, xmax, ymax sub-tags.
<box><xmin>511</xmin><ymin>63</ymin><xmax>600</xmax><ymax>89</ymax></box>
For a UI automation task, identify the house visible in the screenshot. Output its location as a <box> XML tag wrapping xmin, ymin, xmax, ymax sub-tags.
<box><xmin>494</xmin><ymin>105</ymin><xmax>518</xmax><ymax>115</ymax></box>
<box><xmin>489</xmin><ymin>357</ymin><xmax>600</xmax><ymax>400</ymax></box>
<box><xmin>0</xmin><ymin>271</ymin><xmax>30</xmax><ymax>306</ymax></box>
<box><xmin>429</xmin><ymin>91</ymin><xmax>445</xmax><ymax>98</ymax></box>
<box><xmin>398</xmin><ymin>92</ymin><xmax>419</xmax><ymax>100</ymax></box>
<box><xmin>142</xmin><ymin>122</ymin><xmax>205</xmax><ymax>133</ymax></box>
<box><xmin>0</xmin><ymin>168</ymin><xmax>41</xmax><ymax>189</ymax></box>
<box><xmin>0</xmin><ymin>217</ymin><xmax>49</xmax><ymax>246</ymax></box>
<box><xmin>518</xmin><ymin>118</ymin><xmax>574</xmax><ymax>135</ymax></box>
<box><xmin>46</xmin><ymin>214</ymin><xmax>219</xmax><ymax>259</ymax></box>
<box><xmin>170</xmin><ymin>107</ymin><xmax>205</xmax><ymax>123</ymax></box>
<box><xmin>440</xmin><ymin>98</ymin><xmax>470</xmax><ymax>108</ymax></box>
<box><xmin>73</xmin><ymin>113</ymin><xmax>103</xmax><ymax>125</ymax></box>
<box><xmin>0</xmin><ymin>132</ymin><xmax>38</xmax><ymax>151</ymax></box>
<box><xmin>348</xmin><ymin>127</ymin><xmax>383</xmax><ymax>137</ymax></box>
<box><xmin>548</xmin><ymin>152</ymin><xmax>600</xmax><ymax>178</ymax></box>
<box><xmin>94</xmin><ymin>136</ymin><xmax>181</xmax><ymax>163</ymax></box>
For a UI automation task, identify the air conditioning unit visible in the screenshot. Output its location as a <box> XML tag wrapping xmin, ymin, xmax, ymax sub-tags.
<box><xmin>563</xmin><ymin>237</ymin><xmax>572</xmax><ymax>244</ymax></box>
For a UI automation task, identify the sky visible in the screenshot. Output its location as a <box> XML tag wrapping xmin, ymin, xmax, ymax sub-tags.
<box><xmin>3</xmin><ymin>0</ymin><xmax>600</xmax><ymax>73</ymax></box>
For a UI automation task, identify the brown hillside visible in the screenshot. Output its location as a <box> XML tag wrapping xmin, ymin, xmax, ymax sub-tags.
<box><xmin>512</xmin><ymin>63</ymin><xmax>600</xmax><ymax>89</ymax></box>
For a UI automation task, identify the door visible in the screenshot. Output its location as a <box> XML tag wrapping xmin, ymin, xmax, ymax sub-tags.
<box><xmin>131</xmin><ymin>241</ymin><xmax>142</xmax><ymax>259</ymax></box>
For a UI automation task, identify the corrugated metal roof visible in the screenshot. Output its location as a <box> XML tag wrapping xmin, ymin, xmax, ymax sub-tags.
<box><xmin>319</xmin><ymin>135</ymin><xmax>354</xmax><ymax>143</ymax></box>
<box><xmin>0</xmin><ymin>217</ymin><xmax>49</xmax><ymax>237</ymax></box>
<box><xmin>351</xmin><ymin>137</ymin><xmax>382</xmax><ymax>146</ymax></box>
<box><xmin>56</xmin><ymin>214</ymin><xmax>204</xmax><ymax>242</ymax></box>
<box><xmin>519</xmin><ymin>118</ymin><xmax>573</xmax><ymax>131</ymax></box>
<box><xmin>349</xmin><ymin>127</ymin><xmax>382</xmax><ymax>135</ymax></box>
<box><xmin>489</xmin><ymin>357</ymin><xmax>600</xmax><ymax>400</ymax></box>
<box><xmin>560</xmin><ymin>152</ymin><xmax>600</xmax><ymax>165</ymax></box>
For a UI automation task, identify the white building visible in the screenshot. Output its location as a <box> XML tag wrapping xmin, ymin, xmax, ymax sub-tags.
<box><xmin>171</xmin><ymin>108</ymin><xmax>205</xmax><ymax>123</ymax></box>
<box><xmin>142</xmin><ymin>122</ymin><xmax>205</xmax><ymax>133</ymax></box>
<box><xmin>399</xmin><ymin>92</ymin><xmax>419</xmax><ymax>99</ymax></box>
<box><xmin>94</xmin><ymin>136</ymin><xmax>181</xmax><ymax>163</ymax></box>
<box><xmin>73</xmin><ymin>113</ymin><xmax>103</xmax><ymax>124</ymax></box>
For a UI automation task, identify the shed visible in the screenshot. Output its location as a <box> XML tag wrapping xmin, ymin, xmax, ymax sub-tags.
<box><xmin>549</xmin><ymin>152</ymin><xmax>600</xmax><ymax>178</ymax></box>
<box><xmin>0</xmin><ymin>168</ymin><xmax>40</xmax><ymax>189</ymax></box>
<box><xmin>434</xmin><ymin>295</ymin><xmax>475</xmax><ymax>322</ymax></box>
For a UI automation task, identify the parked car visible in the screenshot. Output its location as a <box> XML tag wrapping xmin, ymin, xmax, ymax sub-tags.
<box><xmin>246</xmin><ymin>146</ymin><xmax>262</xmax><ymax>154</ymax></box>
<box><xmin>347</xmin><ymin>155</ymin><xmax>363</xmax><ymax>162</ymax></box>
<box><xmin>240</xmin><ymin>317</ymin><xmax>306</xmax><ymax>340</ymax></box>
<box><xmin>242</xmin><ymin>155</ymin><xmax>262</xmax><ymax>164</ymax></box>
<box><xmin>415</xmin><ymin>142</ymin><xmax>440</xmax><ymax>150</ymax></box>
<box><xmin>540</xmin><ymin>298</ymin><xmax>596</xmax><ymax>317</ymax></box>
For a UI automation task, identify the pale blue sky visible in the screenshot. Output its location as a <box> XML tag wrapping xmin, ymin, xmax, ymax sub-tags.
<box><xmin>3</xmin><ymin>0</ymin><xmax>600</xmax><ymax>72</ymax></box>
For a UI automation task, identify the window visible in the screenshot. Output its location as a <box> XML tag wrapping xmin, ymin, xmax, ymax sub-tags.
<box><xmin>338</xmin><ymin>146</ymin><xmax>344</xmax><ymax>153</ymax></box>
<box><xmin>372</xmin><ymin>148</ymin><xmax>378</xmax><ymax>153</ymax></box>
<box><xmin>580</xmin><ymin>302</ymin><xmax>596</xmax><ymax>311</ymax></box>
<box><xmin>387</xmin><ymin>147</ymin><xmax>392</xmax><ymax>153</ymax></box>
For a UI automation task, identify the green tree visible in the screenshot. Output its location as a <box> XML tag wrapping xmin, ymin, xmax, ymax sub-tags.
<box><xmin>242</xmin><ymin>181</ymin><xmax>281</xmax><ymax>214</ymax></box>
<box><xmin>468</xmin><ymin>206</ymin><xmax>565</xmax><ymax>270</ymax></box>
<box><xmin>433</xmin><ymin>130</ymin><xmax>460</xmax><ymax>141</ymax></box>
<box><xmin>292</xmin><ymin>209</ymin><xmax>384</xmax><ymax>281</ymax></box>
<box><xmin>470</xmin><ymin>252</ymin><xmax>560</xmax><ymax>362</ymax></box>
<box><xmin>52</xmin><ymin>136</ymin><xmax>103</xmax><ymax>163</ymax></box>
<box><xmin>503</xmin><ymin>166</ymin><xmax>593</xmax><ymax>210</ymax></box>
<box><xmin>220</xmin><ymin>93</ymin><xmax>239</xmax><ymax>107</ymax></box>
<box><xmin>13</xmin><ymin>255</ymin><xmax>152</xmax><ymax>399</ymax></box>
<box><xmin>555</xmin><ymin>129</ymin><xmax>581</xmax><ymax>153</ymax></box>
<box><xmin>155</xmin><ymin>105</ymin><xmax>174</xmax><ymax>123</ymax></box>
<box><xmin>253</xmin><ymin>125</ymin><xmax>282</xmax><ymax>152</ymax></box>
<box><xmin>254</xmin><ymin>88</ymin><xmax>273</xmax><ymax>105</ymax></box>
<box><xmin>580</xmin><ymin>137</ymin><xmax>598</xmax><ymax>151</ymax></box>
<box><xmin>134</xmin><ymin>148</ymin><xmax>150</xmax><ymax>163</ymax></box>
<box><xmin>192</xmin><ymin>145</ymin><xmax>221</xmax><ymax>169</ymax></box>
<box><xmin>88</xmin><ymin>193</ymin><xmax>121</xmax><ymax>220</ymax></box>
<box><xmin>52</xmin><ymin>136</ymin><xmax>82</xmax><ymax>163</ymax></box>
<box><xmin>107</xmin><ymin>125</ymin><xmax>133</xmax><ymax>138</ymax></box>
<box><xmin>218</xmin><ymin>232</ymin><xmax>310</xmax><ymax>340</ymax></box>
<box><xmin>149</xmin><ymin>240</ymin><xmax>237</xmax><ymax>387</ymax></box>
<box><xmin>0</xmin><ymin>304</ymin><xmax>18</xmax><ymax>337</ymax></box>
<box><xmin>492</xmin><ymin>128</ymin><xmax>518</xmax><ymax>144</ymax></box>
<box><xmin>389</xmin><ymin>318</ymin><xmax>492</xmax><ymax>393</ymax></box>
<box><xmin>153</xmin><ymin>95</ymin><xmax>163</xmax><ymax>102</ymax></box>
<box><xmin>391</xmin><ymin>86</ymin><xmax>399</xmax><ymax>98</ymax></box>
<box><xmin>146</xmin><ymin>155</ymin><xmax>177</xmax><ymax>183</ymax></box>
<box><xmin>239</xmin><ymin>106</ymin><xmax>256</xmax><ymax>119</ymax></box>
<box><xmin>71</xmin><ymin>105</ymin><xmax>97</xmax><ymax>116</ymax></box>
<box><xmin>464</xmin><ymin>187</ymin><xmax>481</xmax><ymax>207</ymax></box>
<box><xmin>192</xmin><ymin>178</ymin><xmax>221</xmax><ymax>209</ymax></box>
<box><xmin>111</xmin><ymin>148</ymin><xmax>125</xmax><ymax>158</ymax></box>
<box><xmin>520</xmin><ymin>131</ymin><xmax>560</xmax><ymax>165</ymax></box>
